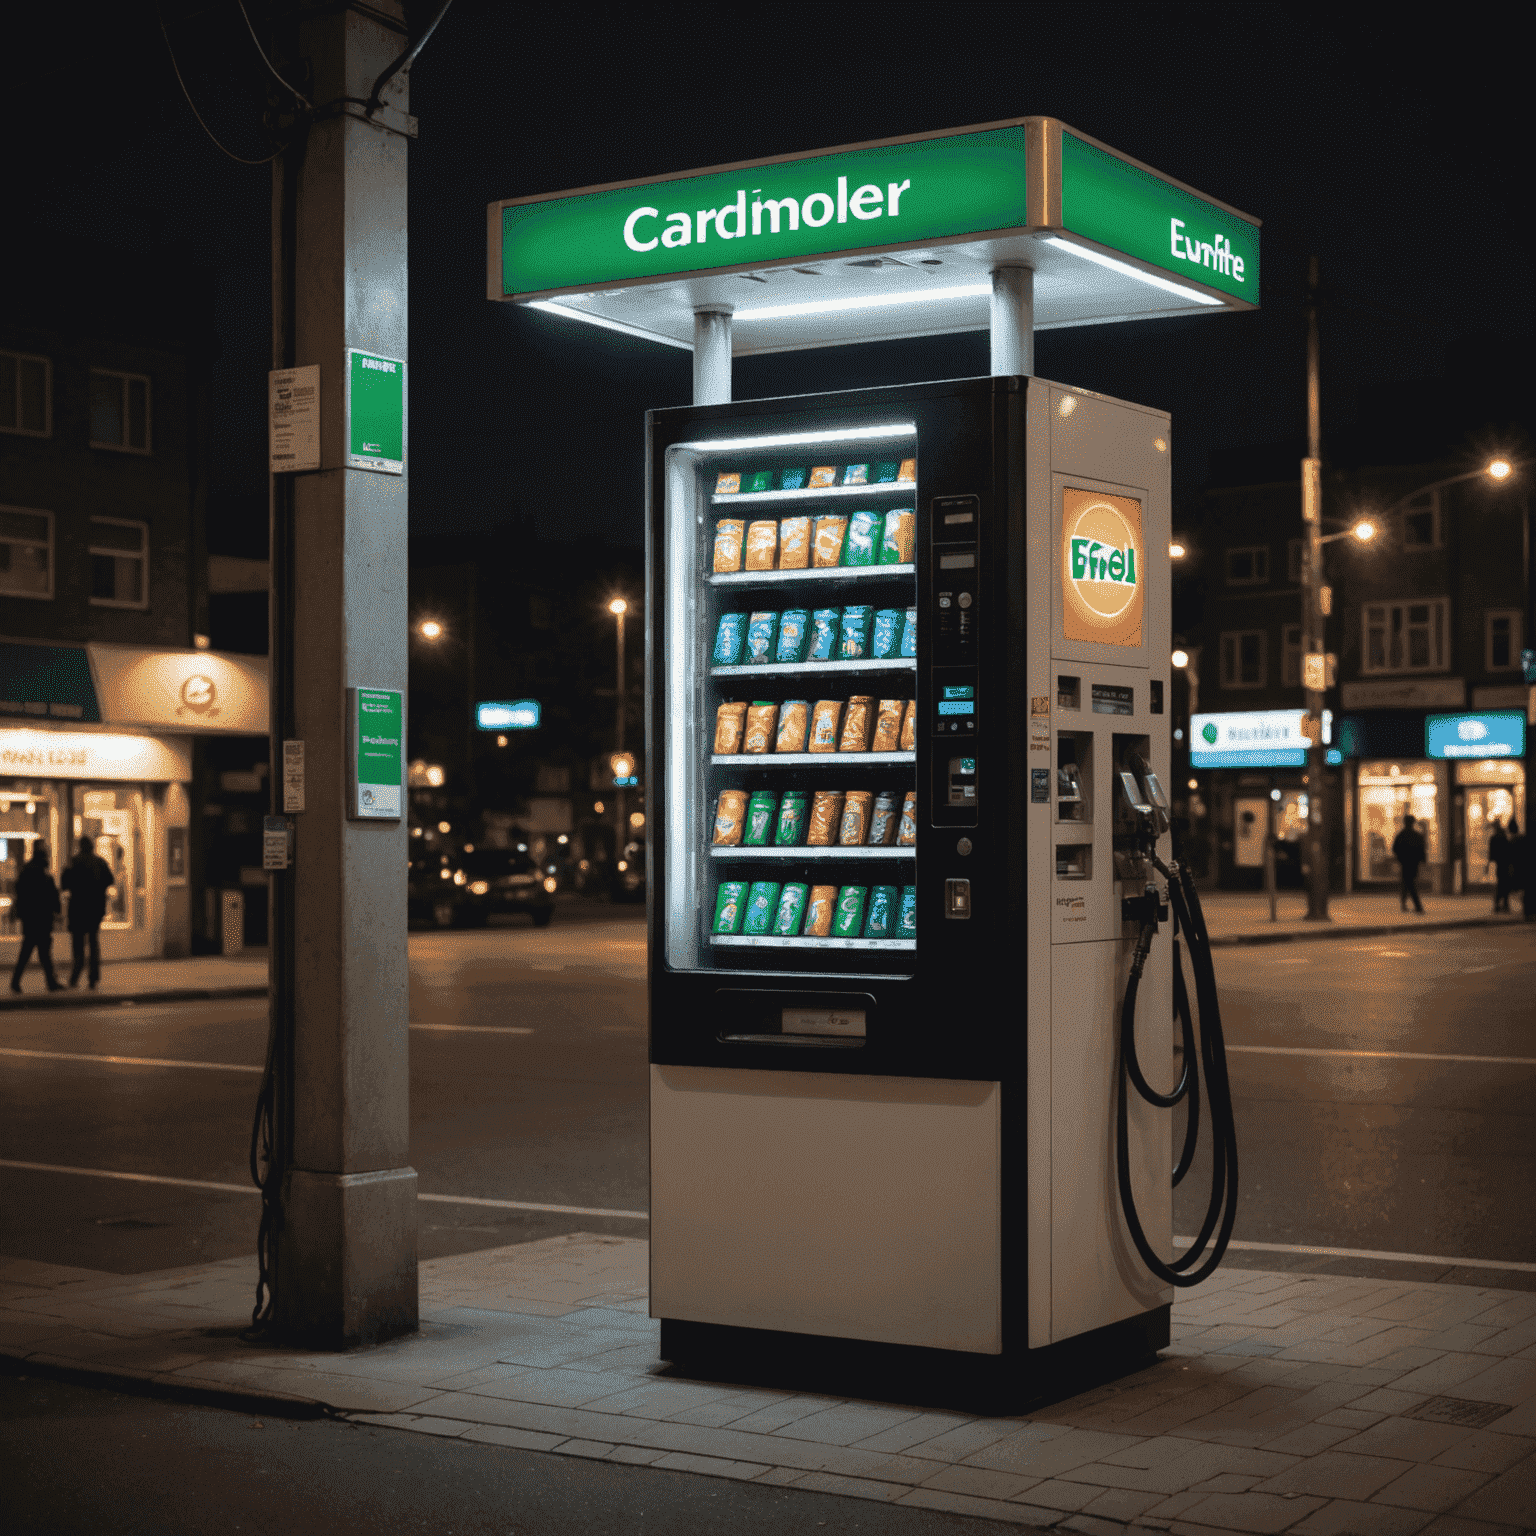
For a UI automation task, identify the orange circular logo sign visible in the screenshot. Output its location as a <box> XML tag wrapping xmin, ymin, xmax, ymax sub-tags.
<box><xmin>1061</xmin><ymin>488</ymin><xmax>1145</xmax><ymax>647</ymax></box>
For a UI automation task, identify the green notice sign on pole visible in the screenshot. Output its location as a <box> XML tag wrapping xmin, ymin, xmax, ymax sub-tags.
<box><xmin>346</xmin><ymin>348</ymin><xmax>405</xmax><ymax>474</ymax></box>
<box><xmin>348</xmin><ymin>686</ymin><xmax>403</xmax><ymax>820</ymax></box>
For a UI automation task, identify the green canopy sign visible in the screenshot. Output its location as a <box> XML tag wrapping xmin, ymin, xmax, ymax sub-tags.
<box><xmin>490</xmin><ymin>117</ymin><xmax>1258</xmax><ymax>310</ymax></box>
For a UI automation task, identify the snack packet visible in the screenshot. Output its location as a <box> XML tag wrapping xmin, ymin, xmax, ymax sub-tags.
<box><xmin>775</xmin><ymin>700</ymin><xmax>810</xmax><ymax>753</ymax></box>
<box><xmin>839</xmin><ymin>696</ymin><xmax>874</xmax><ymax>752</ymax></box>
<box><xmin>872</xmin><ymin>698</ymin><xmax>904</xmax><ymax>752</ymax></box>
<box><xmin>807</xmin><ymin>791</ymin><xmax>844</xmax><ymax>846</ymax></box>
<box><xmin>743</xmin><ymin>702</ymin><xmax>778</xmax><ymax>754</ymax></box>
<box><xmin>713</xmin><ymin>519</ymin><xmax>744</xmax><ymax>572</ymax></box>
<box><xmin>812</xmin><ymin>515</ymin><xmax>848</xmax><ymax>568</ymax></box>
<box><xmin>745</xmin><ymin>520</ymin><xmax>777</xmax><ymax>570</ymax></box>
<box><xmin>778</xmin><ymin>516</ymin><xmax>810</xmax><ymax>569</ymax></box>
<box><xmin>714</xmin><ymin>701</ymin><xmax>747</xmax><ymax>754</ymax></box>
<box><xmin>809</xmin><ymin>699</ymin><xmax>843</xmax><ymax>752</ymax></box>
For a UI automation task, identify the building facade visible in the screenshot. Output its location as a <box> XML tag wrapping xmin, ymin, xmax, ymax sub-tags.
<box><xmin>1177</xmin><ymin>462</ymin><xmax>1528</xmax><ymax>892</ymax></box>
<box><xmin>2</xmin><ymin>242</ymin><xmax>269</xmax><ymax>961</ymax></box>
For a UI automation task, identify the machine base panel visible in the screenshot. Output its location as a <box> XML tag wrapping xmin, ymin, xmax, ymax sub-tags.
<box><xmin>657</xmin><ymin>1304</ymin><xmax>1171</xmax><ymax>1417</ymax></box>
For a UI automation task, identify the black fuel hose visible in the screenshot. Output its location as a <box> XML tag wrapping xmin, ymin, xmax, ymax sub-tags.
<box><xmin>1116</xmin><ymin>857</ymin><xmax>1239</xmax><ymax>1287</ymax></box>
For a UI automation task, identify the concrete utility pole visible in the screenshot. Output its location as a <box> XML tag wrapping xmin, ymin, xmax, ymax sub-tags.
<box><xmin>1302</xmin><ymin>255</ymin><xmax>1330</xmax><ymax>922</ymax></box>
<box><xmin>266</xmin><ymin>0</ymin><xmax>418</xmax><ymax>1347</ymax></box>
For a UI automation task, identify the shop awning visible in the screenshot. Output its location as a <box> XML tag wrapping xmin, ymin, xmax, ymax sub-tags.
<box><xmin>0</xmin><ymin>640</ymin><xmax>268</xmax><ymax>735</ymax></box>
<box><xmin>488</xmin><ymin>117</ymin><xmax>1260</xmax><ymax>355</ymax></box>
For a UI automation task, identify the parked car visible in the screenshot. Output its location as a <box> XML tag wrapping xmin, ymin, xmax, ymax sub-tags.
<box><xmin>611</xmin><ymin>838</ymin><xmax>646</xmax><ymax>903</ymax></box>
<box><xmin>409</xmin><ymin>847</ymin><xmax>556</xmax><ymax>928</ymax></box>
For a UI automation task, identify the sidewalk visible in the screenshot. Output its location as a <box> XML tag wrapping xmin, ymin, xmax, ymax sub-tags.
<box><xmin>1198</xmin><ymin>891</ymin><xmax>1526</xmax><ymax>947</ymax></box>
<box><xmin>1</xmin><ymin>948</ymin><xmax>268</xmax><ymax>1011</ymax></box>
<box><xmin>3</xmin><ymin>1238</ymin><xmax>1533</xmax><ymax>1533</ymax></box>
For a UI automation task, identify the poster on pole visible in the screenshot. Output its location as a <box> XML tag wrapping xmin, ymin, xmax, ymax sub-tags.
<box><xmin>345</xmin><ymin>349</ymin><xmax>405</xmax><ymax>474</ymax></box>
<box><xmin>347</xmin><ymin>686</ymin><xmax>403</xmax><ymax>820</ymax></box>
<box><xmin>269</xmin><ymin>365</ymin><xmax>320</xmax><ymax>472</ymax></box>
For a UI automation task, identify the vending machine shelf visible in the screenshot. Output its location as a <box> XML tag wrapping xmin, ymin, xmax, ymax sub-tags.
<box><xmin>710</xmin><ymin>845</ymin><xmax>915</xmax><ymax>860</ymax></box>
<box><xmin>711</xmin><ymin>751</ymin><xmax>914</xmax><ymax>767</ymax></box>
<box><xmin>711</xmin><ymin>657</ymin><xmax>915</xmax><ymax>678</ymax></box>
<box><xmin>712</xmin><ymin>484</ymin><xmax>914</xmax><ymax>506</ymax></box>
<box><xmin>707</xmin><ymin>564</ymin><xmax>914</xmax><ymax>588</ymax></box>
<box><xmin>711</xmin><ymin>935</ymin><xmax>916</xmax><ymax>951</ymax></box>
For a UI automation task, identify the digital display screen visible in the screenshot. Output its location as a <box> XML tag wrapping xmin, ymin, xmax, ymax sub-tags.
<box><xmin>942</xmin><ymin>686</ymin><xmax>975</xmax><ymax>700</ymax></box>
<box><xmin>939</xmin><ymin>551</ymin><xmax>976</xmax><ymax>569</ymax></box>
<box><xmin>938</xmin><ymin>701</ymin><xmax>975</xmax><ymax>716</ymax></box>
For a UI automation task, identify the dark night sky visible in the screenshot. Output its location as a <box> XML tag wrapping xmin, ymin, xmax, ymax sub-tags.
<box><xmin>17</xmin><ymin>3</ymin><xmax>1530</xmax><ymax>555</ymax></box>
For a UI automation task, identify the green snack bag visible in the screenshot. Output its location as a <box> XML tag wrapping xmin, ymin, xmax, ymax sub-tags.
<box><xmin>897</xmin><ymin>886</ymin><xmax>917</xmax><ymax>938</ymax></box>
<box><xmin>832</xmin><ymin>885</ymin><xmax>868</xmax><ymax>938</ymax></box>
<box><xmin>742</xmin><ymin>881</ymin><xmax>782</xmax><ymax>936</ymax></box>
<box><xmin>775</xmin><ymin>791</ymin><xmax>808</xmax><ymax>845</ymax></box>
<box><xmin>873</xmin><ymin>460</ymin><xmax>900</xmax><ymax>483</ymax></box>
<box><xmin>844</xmin><ymin>510</ymin><xmax>879</xmax><ymax>567</ymax></box>
<box><xmin>746</xmin><ymin>469</ymin><xmax>773</xmax><ymax>493</ymax></box>
<box><xmin>772</xmin><ymin>883</ymin><xmax>809</xmax><ymax>936</ymax></box>
<box><xmin>712</xmin><ymin>882</ymin><xmax>747</xmax><ymax>935</ymax></box>
<box><xmin>744</xmin><ymin>790</ymin><xmax>778</xmax><ymax>847</ymax></box>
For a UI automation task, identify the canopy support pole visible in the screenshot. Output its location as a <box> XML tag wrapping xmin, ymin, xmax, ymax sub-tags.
<box><xmin>693</xmin><ymin>307</ymin><xmax>733</xmax><ymax>405</ymax></box>
<box><xmin>990</xmin><ymin>265</ymin><xmax>1035</xmax><ymax>376</ymax></box>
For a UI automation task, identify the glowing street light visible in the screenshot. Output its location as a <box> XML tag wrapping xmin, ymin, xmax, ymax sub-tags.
<box><xmin>1488</xmin><ymin>458</ymin><xmax>1513</xmax><ymax>480</ymax></box>
<box><xmin>1352</xmin><ymin>519</ymin><xmax>1376</xmax><ymax>542</ymax></box>
<box><xmin>418</xmin><ymin>619</ymin><xmax>443</xmax><ymax>640</ymax></box>
<box><xmin>1171</xmin><ymin>648</ymin><xmax>1189</xmax><ymax>669</ymax></box>
<box><xmin>608</xmin><ymin>597</ymin><xmax>628</xmax><ymax>616</ymax></box>
<box><xmin>1168</xmin><ymin>541</ymin><xmax>1187</xmax><ymax>559</ymax></box>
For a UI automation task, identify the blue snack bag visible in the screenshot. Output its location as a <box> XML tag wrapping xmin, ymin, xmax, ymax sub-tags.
<box><xmin>745</xmin><ymin>611</ymin><xmax>778</xmax><ymax>664</ymax></box>
<box><xmin>712</xmin><ymin>612</ymin><xmax>746</xmax><ymax>666</ymax></box>
<box><xmin>871</xmin><ymin>608</ymin><xmax>903</xmax><ymax>659</ymax></box>
<box><xmin>775</xmin><ymin>608</ymin><xmax>810</xmax><ymax>664</ymax></box>
<box><xmin>809</xmin><ymin>608</ymin><xmax>840</xmax><ymax>662</ymax></box>
<box><xmin>839</xmin><ymin>606</ymin><xmax>873</xmax><ymax>660</ymax></box>
<box><xmin>899</xmin><ymin>607</ymin><xmax>918</xmax><ymax>658</ymax></box>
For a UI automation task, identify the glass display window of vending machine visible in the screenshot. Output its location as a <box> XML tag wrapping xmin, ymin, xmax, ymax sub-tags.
<box><xmin>659</xmin><ymin>421</ymin><xmax>920</xmax><ymax>999</ymax></box>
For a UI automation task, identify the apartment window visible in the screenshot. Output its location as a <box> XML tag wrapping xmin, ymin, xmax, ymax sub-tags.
<box><xmin>1220</xmin><ymin>630</ymin><xmax>1267</xmax><ymax>689</ymax></box>
<box><xmin>88</xmin><ymin>517</ymin><xmax>148</xmax><ymax>607</ymax></box>
<box><xmin>1487</xmin><ymin>610</ymin><xmax>1522</xmax><ymax>672</ymax></box>
<box><xmin>89</xmin><ymin>369</ymin><xmax>151</xmax><ymax>453</ymax></box>
<box><xmin>1226</xmin><ymin>546</ymin><xmax>1269</xmax><ymax>586</ymax></box>
<box><xmin>1287</xmin><ymin>539</ymin><xmax>1304</xmax><ymax>585</ymax></box>
<box><xmin>1282</xmin><ymin>624</ymin><xmax>1302</xmax><ymax>688</ymax></box>
<box><xmin>1362</xmin><ymin>598</ymin><xmax>1448</xmax><ymax>674</ymax></box>
<box><xmin>0</xmin><ymin>506</ymin><xmax>53</xmax><ymax>599</ymax></box>
<box><xmin>1401</xmin><ymin>490</ymin><xmax>1441</xmax><ymax>550</ymax></box>
<box><xmin>1</xmin><ymin>351</ymin><xmax>51</xmax><ymax>436</ymax></box>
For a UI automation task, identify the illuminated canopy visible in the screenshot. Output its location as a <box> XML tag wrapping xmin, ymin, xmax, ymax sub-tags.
<box><xmin>488</xmin><ymin>118</ymin><xmax>1260</xmax><ymax>354</ymax></box>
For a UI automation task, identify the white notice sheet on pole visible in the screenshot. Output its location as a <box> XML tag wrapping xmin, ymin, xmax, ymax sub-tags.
<box><xmin>282</xmin><ymin>739</ymin><xmax>306</xmax><ymax>813</ymax></box>
<box><xmin>269</xmin><ymin>365</ymin><xmax>320</xmax><ymax>473</ymax></box>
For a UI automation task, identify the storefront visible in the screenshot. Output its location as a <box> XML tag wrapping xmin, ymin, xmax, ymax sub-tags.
<box><xmin>1340</xmin><ymin>705</ymin><xmax>1525</xmax><ymax>893</ymax></box>
<box><xmin>1189</xmin><ymin>709</ymin><xmax>1315</xmax><ymax>888</ymax></box>
<box><xmin>1</xmin><ymin>640</ymin><xmax>267</xmax><ymax>961</ymax></box>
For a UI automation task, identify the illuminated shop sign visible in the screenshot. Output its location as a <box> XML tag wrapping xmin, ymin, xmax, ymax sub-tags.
<box><xmin>1191</xmin><ymin>710</ymin><xmax>1311</xmax><ymax>769</ymax></box>
<box><xmin>1425</xmin><ymin>711</ymin><xmax>1525</xmax><ymax>759</ymax></box>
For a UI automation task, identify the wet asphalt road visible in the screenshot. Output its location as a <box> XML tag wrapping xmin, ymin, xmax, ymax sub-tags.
<box><xmin>1</xmin><ymin>915</ymin><xmax>1533</xmax><ymax>1288</ymax></box>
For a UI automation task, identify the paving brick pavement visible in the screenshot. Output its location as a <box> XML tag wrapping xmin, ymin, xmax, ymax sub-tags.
<box><xmin>3</xmin><ymin>1236</ymin><xmax>1534</xmax><ymax>1533</ymax></box>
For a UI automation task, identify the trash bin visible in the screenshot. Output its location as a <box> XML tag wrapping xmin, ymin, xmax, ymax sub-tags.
<box><xmin>220</xmin><ymin>889</ymin><xmax>244</xmax><ymax>956</ymax></box>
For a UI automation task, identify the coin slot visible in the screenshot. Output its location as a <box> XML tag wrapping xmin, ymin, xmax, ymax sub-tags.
<box><xmin>1056</xmin><ymin>844</ymin><xmax>1093</xmax><ymax>880</ymax></box>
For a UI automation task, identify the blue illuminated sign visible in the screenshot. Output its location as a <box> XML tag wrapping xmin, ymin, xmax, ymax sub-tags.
<box><xmin>477</xmin><ymin>699</ymin><xmax>540</xmax><ymax>731</ymax></box>
<box><xmin>1425</xmin><ymin>711</ymin><xmax>1524</xmax><ymax>759</ymax></box>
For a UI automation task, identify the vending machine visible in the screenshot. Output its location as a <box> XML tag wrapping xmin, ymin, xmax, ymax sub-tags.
<box><xmin>647</xmin><ymin>372</ymin><xmax>1180</xmax><ymax>1393</ymax></box>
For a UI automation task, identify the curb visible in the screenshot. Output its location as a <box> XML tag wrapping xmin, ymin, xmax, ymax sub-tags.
<box><xmin>0</xmin><ymin>984</ymin><xmax>268</xmax><ymax>1013</ymax></box>
<box><xmin>0</xmin><ymin>1349</ymin><xmax>331</xmax><ymax>1420</ymax></box>
<box><xmin>1209</xmin><ymin>914</ymin><xmax>1525</xmax><ymax>947</ymax></box>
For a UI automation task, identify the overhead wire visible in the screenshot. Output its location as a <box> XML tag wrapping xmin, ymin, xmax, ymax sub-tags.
<box><xmin>155</xmin><ymin>3</ymin><xmax>287</xmax><ymax>166</ymax></box>
<box><xmin>235</xmin><ymin>0</ymin><xmax>312</xmax><ymax>110</ymax></box>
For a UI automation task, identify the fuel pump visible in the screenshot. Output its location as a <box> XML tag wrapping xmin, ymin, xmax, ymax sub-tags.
<box><xmin>1115</xmin><ymin>753</ymin><xmax>1239</xmax><ymax>1286</ymax></box>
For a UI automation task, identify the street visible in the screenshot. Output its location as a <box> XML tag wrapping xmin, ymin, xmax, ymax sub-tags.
<box><xmin>2</xmin><ymin>918</ymin><xmax>1534</xmax><ymax>1288</ymax></box>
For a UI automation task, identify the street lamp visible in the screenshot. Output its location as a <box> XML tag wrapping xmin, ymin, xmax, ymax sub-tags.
<box><xmin>419</xmin><ymin>619</ymin><xmax>443</xmax><ymax>640</ymax></box>
<box><xmin>609</xmin><ymin>597</ymin><xmax>630</xmax><ymax>863</ymax></box>
<box><xmin>1171</xmin><ymin>648</ymin><xmax>1189</xmax><ymax>669</ymax></box>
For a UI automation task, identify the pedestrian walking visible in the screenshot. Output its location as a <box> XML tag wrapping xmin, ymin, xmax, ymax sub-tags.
<box><xmin>61</xmin><ymin>835</ymin><xmax>116</xmax><ymax>990</ymax></box>
<box><xmin>8</xmin><ymin>843</ymin><xmax>63</xmax><ymax>994</ymax></box>
<box><xmin>1391</xmin><ymin>812</ymin><xmax>1427</xmax><ymax>914</ymax></box>
<box><xmin>1488</xmin><ymin>818</ymin><xmax>1515</xmax><ymax>913</ymax></box>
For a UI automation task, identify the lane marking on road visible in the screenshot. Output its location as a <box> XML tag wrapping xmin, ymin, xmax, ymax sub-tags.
<box><xmin>0</xmin><ymin>1048</ymin><xmax>260</xmax><ymax>1073</ymax></box>
<box><xmin>1227</xmin><ymin>1045</ymin><xmax>1536</xmax><ymax>1067</ymax></box>
<box><xmin>0</xmin><ymin>1160</ymin><xmax>650</xmax><ymax>1221</ymax></box>
<box><xmin>409</xmin><ymin>1024</ymin><xmax>535</xmax><ymax>1035</ymax></box>
<box><xmin>1175</xmin><ymin>1234</ymin><xmax>1536</xmax><ymax>1274</ymax></box>
<box><xmin>417</xmin><ymin>1192</ymin><xmax>648</xmax><ymax>1220</ymax></box>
